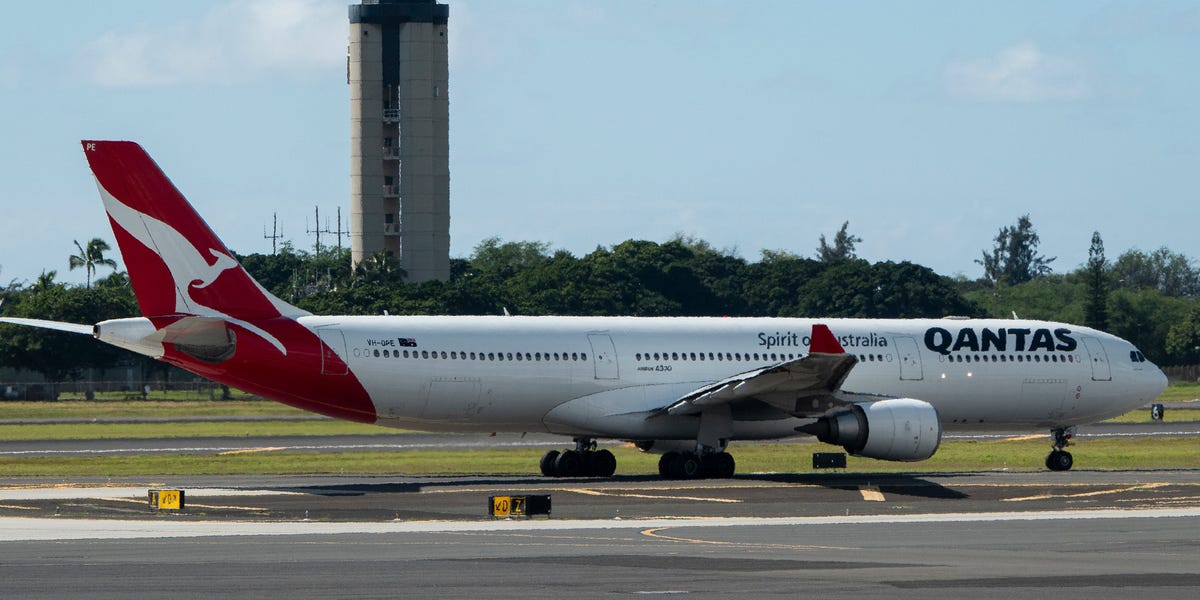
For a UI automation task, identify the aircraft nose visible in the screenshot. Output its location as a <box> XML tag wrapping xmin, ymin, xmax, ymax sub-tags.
<box><xmin>1145</xmin><ymin>365</ymin><xmax>1169</xmax><ymax>401</ymax></box>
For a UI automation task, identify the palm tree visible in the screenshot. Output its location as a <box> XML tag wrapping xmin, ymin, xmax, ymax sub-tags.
<box><xmin>33</xmin><ymin>270</ymin><xmax>58</xmax><ymax>292</ymax></box>
<box><xmin>68</xmin><ymin>238</ymin><xmax>118</xmax><ymax>288</ymax></box>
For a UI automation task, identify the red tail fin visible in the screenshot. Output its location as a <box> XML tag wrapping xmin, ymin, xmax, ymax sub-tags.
<box><xmin>809</xmin><ymin>324</ymin><xmax>846</xmax><ymax>354</ymax></box>
<box><xmin>82</xmin><ymin>141</ymin><xmax>305</xmax><ymax>321</ymax></box>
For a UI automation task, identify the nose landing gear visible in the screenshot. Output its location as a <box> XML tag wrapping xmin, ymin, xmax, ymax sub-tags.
<box><xmin>1045</xmin><ymin>427</ymin><xmax>1075</xmax><ymax>471</ymax></box>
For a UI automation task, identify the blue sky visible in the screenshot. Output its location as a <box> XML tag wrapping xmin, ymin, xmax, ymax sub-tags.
<box><xmin>1</xmin><ymin>0</ymin><xmax>1197</xmax><ymax>287</ymax></box>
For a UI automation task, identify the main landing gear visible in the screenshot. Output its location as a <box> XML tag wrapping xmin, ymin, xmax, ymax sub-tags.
<box><xmin>540</xmin><ymin>438</ymin><xmax>617</xmax><ymax>478</ymax></box>
<box><xmin>658</xmin><ymin>451</ymin><xmax>736</xmax><ymax>480</ymax></box>
<box><xmin>1045</xmin><ymin>427</ymin><xmax>1074</xmax><ymax>471</ymax></box>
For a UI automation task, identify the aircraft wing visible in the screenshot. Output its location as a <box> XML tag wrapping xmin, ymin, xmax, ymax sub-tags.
<box><xmin>0</xmin><ymin>317</ymin><xmax>93</xmax><ymax>335</ymax></box>
<box><xmin>658</xmin><ymin>324</ymin><xmax>858</xmax><ymax>417</ymax></box>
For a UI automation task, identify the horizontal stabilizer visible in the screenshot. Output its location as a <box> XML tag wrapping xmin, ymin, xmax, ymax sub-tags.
<box><xmin>0</xmin><ymin>317</ymin><xmax>93</xmax><ymax>335</ymax></box>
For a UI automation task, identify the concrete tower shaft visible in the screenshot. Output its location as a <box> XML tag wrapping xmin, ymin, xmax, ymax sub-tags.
<box><xmin>349</xmin><ymin>0</ymin><xmax>450</xmax><ymax>282</ymax></box>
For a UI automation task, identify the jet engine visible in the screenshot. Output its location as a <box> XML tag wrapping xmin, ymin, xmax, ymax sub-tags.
<box><xmin>797</xmin><ymin>398</ymin><xmax>941</xmax><ymax>461</ymax></box>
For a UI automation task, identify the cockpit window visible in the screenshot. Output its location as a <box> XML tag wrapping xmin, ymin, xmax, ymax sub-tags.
<box><xmin>1129</xmin><ymin>349</ymin><xmax>1147</xmax><ymax>363</ymax></box>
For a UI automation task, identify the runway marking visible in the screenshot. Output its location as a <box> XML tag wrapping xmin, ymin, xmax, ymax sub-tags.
<box><xmin>640</xmin><ymin>527</ymin><xmax>856</xmax><ymax>550</ymax></box>
<box><xmin>859</xmin><ymin>486</ymin><xmax>885</xmax><ymax>502</ymax></box>
<box><xmin>2</xmin><ymin>507</ymin><xmax>1198</xmax><ymax>542</ymax></box>
<box><xmin>943</xmin><ymin>431</ymin><xmax>1200</xmax><ymax>440</ymax></box>
<box><xmin>0</xmin><ymin>487</ymin><xmax>303</xmax><ymax>501</ymax></box>
<box><xmin>0</xmin><ymin>441</ymin><xmax>568</xmax><ymax>457</ymax></box>
<box><xmin>422</xmin><ymin>482</ymin><xmax>816</xmax><ymax>495</ymax></box>
<box><xmin>0</xmin><ymin>504</ymin><xmax>37</xmax><ymax>511</ymax></box>
<box><xmin>1002</xmin><ymin>483</ymin><xmax>1170</xmax><ymax>502</ymax></box>
<box><xmin>218</xmin><ymin>447</ymin><xmax>287</xmax><ymax>455</ymax></box>
<box><xmin>98</xmin><ymin>497</ymin><xmax>268</xmax><ymax>511</ymax></box>
<box><xmin>996</xmin><ymin>434</ymin><xmax>1044</xmax><ymax>442</ymax></box>
<box><xmin>566</xmin><ymin>488</ymin><xmax>742</xmax><ymax>504</ymax></box>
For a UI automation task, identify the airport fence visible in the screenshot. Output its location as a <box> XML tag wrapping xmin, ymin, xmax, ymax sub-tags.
<box><xmin>1162</xmin><ymin>365</ymin><xmax>1200</xmax><ymax>383</ymax></box>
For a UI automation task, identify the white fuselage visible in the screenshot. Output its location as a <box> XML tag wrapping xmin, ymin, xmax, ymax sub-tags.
<box><xmin>298</xmin><ymin>316</ymin><xmax>1167</xmax><ymax>441</ymax></box>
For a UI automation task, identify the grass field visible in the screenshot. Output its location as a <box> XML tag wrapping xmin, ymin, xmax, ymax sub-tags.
<box><xmin>1</xmin><ymin>437</ymin><xmax>1197</xmax><ymax>477</ymax></box>
<box><xmin>1155</xmin><ymin>381</ymin><xmax>1200</xmax><ymax>403</ymax></box>
<box><xmin>1</xmin><ymin>383</ymin><xmax>1196</xmax><ymax>477</ymax></box>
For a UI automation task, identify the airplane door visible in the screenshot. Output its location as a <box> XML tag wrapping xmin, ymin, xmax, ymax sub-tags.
<box><xmin>1082</xmin><ymin>337</ymin><xmax>1112</xmax><ymax>381</ymax></box>
<box><xmin>318</xmin><ymin>329</ymin><xmax>348</xmax><ymax>375</ymax></box>
<box><xmin>894</xmin><ymin>336</ymin><xmax>924</xmax><ymax>381</ymax></box>
<box><xmin>587</xmin><ymin>334</ymin><xmax>619</xmax><ymax>380</ymax></box>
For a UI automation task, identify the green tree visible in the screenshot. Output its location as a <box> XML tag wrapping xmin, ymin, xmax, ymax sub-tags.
<box><xmin>0</xmin><ymin>284</ymin><xmax>139</xmax><ymax>382</ymax></box>
<box><xmin>796</xmin><ymin>260</ymin><xmax>978</xmax><ymax>318</ymax></box>
<box><xmin>68</xmin><ymin>238</ymin><xmax>118</xmax><ymax>289</ymax></box>
<box><xmin>1084</xmin><ymin>231</ymin><xmax>1109</xmax><ymax>331</ymax></box>
<box><xmin>816</xmin><ymin>221</ymin><xmax>862</xmax><ymax>263</ymax></box>
<box><xmin>1165</xmin><ymin>302</ymin><xmax>1200</xmax><ymax>365</ymax></box>
<box><xmin>977</xmin><ymin>214</ymin><xmax>1055</xmax><ymax>286</ymax></box>
<box><xmin>353</xmin><ymin>251</ymin><xmax>406</xmax><ymax>287</ymax></box>
<box><xmin>1106</xmin><ymin>288</ymin><xmax>1190</xmax><ymax>365</ymax></box>
<box><xmin>1111</xmin><ymin>247</ymin><xmax>1199</xmax><ymax>297</ymax></box>
<box><xmin>470</xmin><ymin>238</ymin><xmax>552</xmax><ymax>281</ymax></box>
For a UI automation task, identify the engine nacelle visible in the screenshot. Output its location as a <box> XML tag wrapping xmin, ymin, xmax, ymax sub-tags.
<box><xmin>798</xmin><ymin>398</ymin><xmax>941</xmax><ymax>462</ymax></box>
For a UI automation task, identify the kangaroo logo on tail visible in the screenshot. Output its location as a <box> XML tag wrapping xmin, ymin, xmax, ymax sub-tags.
<box><xmin>84</xmin><ymin>140</ymin><xmax>303</xmax><ymax>355</ymax></box>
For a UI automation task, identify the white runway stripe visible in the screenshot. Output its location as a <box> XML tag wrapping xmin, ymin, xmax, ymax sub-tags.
<box><xmin>1</xmin><ymin>507</ymin><xmax>1197</xmax><ymax>542</ymax></box>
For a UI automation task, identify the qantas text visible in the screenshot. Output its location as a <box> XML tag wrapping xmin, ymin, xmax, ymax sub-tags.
<box><xmin>924</xmin><ymin>327</ymin><xmax>1077</xmax><ymax>356</ymax></box>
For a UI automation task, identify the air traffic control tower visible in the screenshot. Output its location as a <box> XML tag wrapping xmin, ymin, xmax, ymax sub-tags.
<box><xmin>349</xmin><ymin>0</ymin><xmax>450</xmax><ymax>282</ymax></box>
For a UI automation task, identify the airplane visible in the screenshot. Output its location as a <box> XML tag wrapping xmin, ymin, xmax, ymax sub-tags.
<box><xmin>0</xmin><ymin>141</ymin><xmax>1169</xmax><ymax>478</ymax></box>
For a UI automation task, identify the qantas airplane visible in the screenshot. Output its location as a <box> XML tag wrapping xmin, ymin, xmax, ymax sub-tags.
<box><xmin>0</xmin><ymin>141</ymin><xmax>1169</xmax><ymax>478</ymax></box>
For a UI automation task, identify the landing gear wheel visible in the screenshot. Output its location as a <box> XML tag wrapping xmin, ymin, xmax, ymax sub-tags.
<box><xmin>554</xmin><ymin>449</ymin><xmax>584</xmax><ymax>477</ymax></box>
<box><xmin>677</xmin><ymin>454</ymin><xmax>702</xmax><ymax>479</ymax></box>
<box><xmin>539</xmin><ymin>450</ymin><xmax>560</xmax><ymax>477</ymax></box>
<box><xmin>659</xmin><ymin>452</ymin><xmax>681</xmax><ymax>479</ymax></box>
<box><xmin>587</xmin><ymin>449</ymin><xmax>617</xmax><ymax>477</ymax></box>
<box><xmin>1046</xmin><ymin>427</ymin><xmax>1075</xmax><ymax>471</ymax></box>
<box><xmin>659</xmin><ymin>452</ymin><xmax>704</xmax><ymax>479</ymax></box>
<box><xmin>1046</xmin><ymin>450</ymin><xmax>1073</xmax><ymax>471</ymax></box>
<box><xmin>703</xmin><ymin>452</ymin><xmax>736</xmax><ymax>479</ymax></box>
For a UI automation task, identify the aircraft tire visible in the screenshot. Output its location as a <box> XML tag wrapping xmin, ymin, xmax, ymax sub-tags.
<box><xmin>704</xmin><ymin>452</ymin><xmax>736</xmax><ymax>479</ymax></box>
<box><xmin>677</xmin><ymin>453</ymin><xmax>702</xmax><ymax>479</ymax></box>
<box><xmin>554</xmin><ymin>449</ymin><xmax>584</xmax><ymax>477</ymax></box>
<box><xmin>588</xmin><ymin>449</ymin><xmax>617</xmax><ymax>477</ymax></box>
<box><xmin>1045</xmin><ymin>450</ymin><xmax>1073</xmax><ymax>471</ymax></box>
<box><xmin>540</xmin><ymin>450</ymin><xmax>560</xmax><ymax>477</ymax></box>
<box><xmin>659</xmin><ymin>452</ymin><xmax>681</xmax><ymax>479</ymax></box>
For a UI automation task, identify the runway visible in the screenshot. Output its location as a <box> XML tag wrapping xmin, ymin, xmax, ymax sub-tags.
<box><xmin>2</xmin><ymin>413</ymin><xmax>1198</xmax><ymax>597</ymax></box>
<box><xmin>1</xmin><ymin>471</ymin><xmax>1199</xmax><ymax>598</ymax></box>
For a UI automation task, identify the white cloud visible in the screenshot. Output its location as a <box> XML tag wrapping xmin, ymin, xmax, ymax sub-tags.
<box><xmin>81</xmin><ymin>0</ymin><xmax>345</xmax><ymax>87</ymax></box>
<box><xmin>945</xmin><ymin>42</ymin><xmax>1091</xmax><ymax>103</ymax></box>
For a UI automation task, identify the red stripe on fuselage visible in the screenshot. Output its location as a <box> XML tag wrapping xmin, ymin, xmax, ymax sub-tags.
<box><xmin>151</xmin><ymin>315</ymin><xmax>377</xmax><ymax>424</ymax></box>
